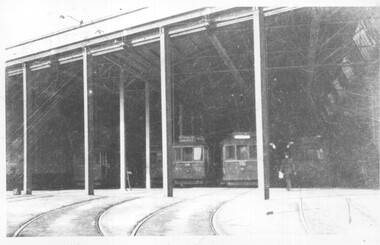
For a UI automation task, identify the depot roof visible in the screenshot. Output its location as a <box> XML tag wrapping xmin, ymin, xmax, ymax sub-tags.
<box><xmin>5</xmin><ymin>7</ymin><xmax>298</xmax><ymax>67</ymax></box>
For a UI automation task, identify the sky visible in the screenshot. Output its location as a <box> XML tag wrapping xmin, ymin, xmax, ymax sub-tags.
<box><xmin>1</xmin><ymin>0</ymin><xmax>197</xmax><ymax>47</ymax></box>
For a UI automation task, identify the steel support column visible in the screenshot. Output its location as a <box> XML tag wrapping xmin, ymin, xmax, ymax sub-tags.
<box><xmin>83</xmin><ymin>47</ymin><xmax>94</xmax><ymax>195</ymax></box>
<box><xmin>378</xmin><ymin>44</ymin><xmax>380</xmax><ymax>189</ymax></box>
<box><xmin>23</xmin><ymin>63</ymin><xmax>33</xmax><ymax>195</ymax></box>
<box><xmin>145</xmin><ymin>82</ymin><xmax>151</xmax><ymax>189</ymax></box>
<box><xmin>160</xmin><ymin>26</ymin><xmax>173</xmax><ymax>197</ymax></box>
<box><xmin>120</xmin><ymin>68</ymin><xmax>127</xmax><ymax>191</ymax></box>
<box><xmin>253</xmin><ymin>7</ymin><xmax>270</xmax><ymax>200</ymax></box>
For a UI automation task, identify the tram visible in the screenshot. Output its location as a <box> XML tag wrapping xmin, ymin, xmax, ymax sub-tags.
<box><xmin>73</xmin><ymin>151</ymin><xmax>115</xmax><ymax>188</ymax></box>
<box><xmin>173</xmin><ymin>135</ymin><xmax>210</xmax><ymax>186</ymax></box>
<box><xmin>150</xmin><ymin>145</ymin><xmax>163</xmax><ymax>187</ymax></box>
<box><xmin>220</xmin><ymin>132</ymin><xmax>257</xmax><ymax>186</ymax></box>
<box><xmin>287</xmin><ymin>136</ymin><xmax>332</xmax><ymax>187</ymax></box>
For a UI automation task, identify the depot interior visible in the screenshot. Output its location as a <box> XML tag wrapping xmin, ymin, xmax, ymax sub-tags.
<box><xmin>6</xmin><ymin>7</ymin><xmax>380</xmax><ymax>190</ymax></box>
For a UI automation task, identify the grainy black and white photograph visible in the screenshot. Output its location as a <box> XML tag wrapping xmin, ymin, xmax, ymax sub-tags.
<box><xmin>2</xmin><ymin>1</ymin><xmax>380</xmax><ymax>244</ymax></box>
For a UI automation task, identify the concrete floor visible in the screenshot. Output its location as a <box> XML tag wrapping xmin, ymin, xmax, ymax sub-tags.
<box><xmin>5</xmin><ymin>188</ymin><xmax>380</xmax><ymax>243</ymax></box>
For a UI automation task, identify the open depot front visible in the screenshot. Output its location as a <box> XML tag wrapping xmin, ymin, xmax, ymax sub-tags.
<box><xmin>4</xmin><ymin>5</ymin><xmax>380</xmax><ymax>239</ymax></box>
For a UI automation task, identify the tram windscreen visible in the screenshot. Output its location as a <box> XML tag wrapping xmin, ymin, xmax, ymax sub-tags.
<box><xmin>317</xmin><ymin>149</ymin><xmax>324</xmax><ymax>160</ymax></box>
<box><xmin>249</xmin><ymin>145</ymin><xmax>256</xmax><ymax>159</ymax></box>
<box><xmin>306</xmin><ymin>149</ymin><xmax>317</xmax><ymax>161</ymax></box>
<box><xmin>237</xmin><ymin>145</ymin><xmax>249</xmax><ymax>160</ymax></box>
<box><xmin>182</xmin><ymin>147</ymin><xmax>193</xmax><ymax>161</ymax></box>
<box><xmin>225</xmin><ymin>145</ymin><xmax>235</xmax><ymax>160</ymax></box>
<box><xmin>297</xmin><ymin>148</ymin><xmax>324</xmax><ymax>161</ymax></box>
<box><xmin>175</xmin><ymin>148</ymin><xmax>181</xmax><ymax>161</ymax></box>
<box><xmin>193</xmin><ymin>147</ymin><xmax>203</xmax><ymax>161</ymax></box>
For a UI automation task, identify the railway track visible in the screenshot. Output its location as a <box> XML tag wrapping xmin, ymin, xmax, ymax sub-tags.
<box><xmin>95</xmin><ymin>196</ymin><xmax>151</xmax><ymax>236</ymax></box>
<box><xmin>13</xmin><ymin>192</ymin><xmax>158</xmax><ymax>237</ymax></box>
<box><xmin>298</xmin><ymin>195</ymin><xmax>313</xmax><ymax>235</ymax></box>
<box><xmin>209</xmin><ymin>189</ymin><xmax>253</xmax><ymax>235</ymax></box>
<box><xmin>297</xmin><ymin>192</ymin><xmax>379</xmax><ymax>235</ymax></box>
<box><xmin>130</xmin><ymin>188</ymin><xmax>229</xmax><ymax>236</ymax></box>
<box><xmin>130</xmin><ymin>188</ymin><xmax>252</xmax><ymax>236</ymax></box>
<box><xmin>12</xmin><ymin>188</ymin><xmax>254</xmax><ymax>237</ymax></box>
<box><xmin>12</xmin><ymin>196</ymin><xmax>107</xmax><ymax>237</ymax></box>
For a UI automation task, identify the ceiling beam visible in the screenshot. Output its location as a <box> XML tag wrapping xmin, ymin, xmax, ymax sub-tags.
<box><xmin>318</xmin><ymin>22</ymin><xmax>352</xmax><ymax>51</ymax></box>
<box><xmin>125</xmin><ymin>45</ymin><xmax>160</xmax><ymax>73</ymax></box>
<box><xmin>315</xmin><ymin>42</ymin><xmax>354</xmax><ymax>82</ymax></box>
<box><xmin>113</xmin><ymin>52</ymin><xmax>148</xmax><ymax>74</ymax></box>
<box><xmin>102</xmin><ymin>55</ymin><xmax>159</xmax><ymax>91</ymax></box>
<box><xmin>207</xmin><ymin>31</ymin><xmax>246</xmax><ymax>88</ymax></box>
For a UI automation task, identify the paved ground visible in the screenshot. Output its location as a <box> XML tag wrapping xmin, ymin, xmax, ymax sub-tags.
<box><xmin>5</xmin><ymin>188</ymin><xmax>380</xmax><ymax>243</ymax></box>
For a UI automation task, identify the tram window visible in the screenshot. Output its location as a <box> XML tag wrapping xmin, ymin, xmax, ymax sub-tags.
<box><xmin>182</xmin><ymin>147</ymin><xmax>193</xmax><ymax>161</ymax></box>
<box><xmin>225</xmin><ymin>145</ymin><xmax>236</xmax><ymax>160</ymax></box>
<box><xmin>299</xmin><ymin>149</ymin><xmax>306</xmax><ymax>161</ymax></box>
<box><xmin>157</xmin><ymin>152</ymin><xmax>162</xmax><ymax>162</ymax></box>
<box><xmin>249</xmin><ymin>145</ymin><xmax>256</xmax><ymax>159</ymax></box>
<box><xmin>237</xmin><ymin>145</ymin><xmax>249</xmax><ymax>160</ymax></box>
<box><xmin>306</xmin><ymin>149</ymin><xmax>317</xmax><ymax>161</ymax></box>
<box><xmin>175</xmin><ymin>148</ymin><xmax>181</xmax><ymax>161</ymax></box>
<box><xmin>292</xmin><ymin>149</ymin><xmax>301</xmax><ymax>160</ymax></box>
<box><xmin>193</xmin><ymin>147</ymin><xmax>203</xmax><ymax>161</ymax></box>
<box><xmin>317</xmin><ymin>149</ymin><xmax>324</xmax><ymax>160</ymax></box>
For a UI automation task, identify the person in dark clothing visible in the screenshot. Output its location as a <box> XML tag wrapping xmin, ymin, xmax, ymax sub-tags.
<box><xmin>280</xmin><ymin>153</ymin><xmax>296</xmax><ymax>191</ymax></box>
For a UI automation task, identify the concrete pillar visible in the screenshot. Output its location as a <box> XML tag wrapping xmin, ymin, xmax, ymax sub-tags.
<box><xmin>2</xmin><ymin>72</ymin><xmax>8</xmax><ymax>194</ymax></box>
<box><xmin>160</xmin><ymin>26</ymin><xmax>174</xmax><ymax>197</ymax></box>
<box><xmin>23</xmin><ymin>63</ymin><xmax>33</xmax><ymax>195</ymax></box>
<box><xmin>191</xmin><ymin>110</ymin><xmax>194</xmax><ymax>135</ymax></box>
<box><xmin>83</xmin><ymin>47</ymin><xmax>94</xmax><ymax>195</ymax></box>
<box><xmin>378</xmin><ymin>43</ymin><xmax>380</xmax><ymax>189</ymax></box>
<box><xmin>145</xmin><ymin>82</ymin><xmax>151</xmax><ymax>189</ymax></box>
<box><xmin>120</xmin><ymin>68</ymin><xmax>127</xmax><ymax>191</ymax></box>
<box><xmin>253</xmin><ymin>7</ymin><xmax>270</xmax><ymax>200</ymax></box>
<box><xmin>179</xmin><ymin>103</ymin><xmax>183</xmax><ymax>137</ymax></box>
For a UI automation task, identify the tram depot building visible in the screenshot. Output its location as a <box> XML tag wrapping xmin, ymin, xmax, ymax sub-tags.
<box><xmin>5</xmin><ymin>7</ymin><xmax>380</xmax><ymax>197</ymax></box>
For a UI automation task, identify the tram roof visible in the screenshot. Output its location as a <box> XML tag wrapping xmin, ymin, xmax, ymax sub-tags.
<box><xmin>173</xmin><ymin>141</ymin><xmax>208</xmax><ymax>147</ymax></box>
<box><xmin>220</xmin><ymin>137</ymin><xmax>256</xmax><ymax>146</ymax></box>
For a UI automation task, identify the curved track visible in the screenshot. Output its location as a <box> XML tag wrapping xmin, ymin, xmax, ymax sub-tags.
<box><xmin>13</xmin><ymin>196</ymin><xmax>106</xmax><ymax>237</ymax></box>
<box><xmin>10</xmin><ymin>189</ymin><xmax>314</xmax><ymax>237</ymax></box>
<box><xmin>298</xmin><ymin>196</ymin><xmax>313</xmax><ymax>234</ymax></box>
<box><xmin>95</xmin><ymin>197</ymin><xmax>147</xmax><ymax>236</ymax></box>
<box><xmin>130</xmin><ymin>200</ymin><xmax>185</xmax><ymax>236</ymax></box>
<box><xmin>131</xmin><ymin>188</ymin><xmax>252</xmax><ymax>236</ymax></box>
<box><xmin>14</xmin><ymin>194</ymin><xmax>153</xmax><ymax>237</ymax></box>
<box><xmin>209</xmin><ymin>189</ymin><xmax>252</xmax><ymax>235</ymax></box>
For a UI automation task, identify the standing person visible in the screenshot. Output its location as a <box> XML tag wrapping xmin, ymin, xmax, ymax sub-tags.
<box><xmin>280</xmin><ymin>152</ymin><xmax>296</xmax><ymax>191</ymax></box>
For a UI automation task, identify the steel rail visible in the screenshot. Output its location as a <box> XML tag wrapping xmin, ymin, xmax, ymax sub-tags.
<box><xmin>12</xmin><ymin>196</ymin><xmax>107</xmax><ymax>237</ymax></box>
<box><xmin>130</xmin><ymin>188</ymin><xmax>231</xmax><ymax>236</ymax></box>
